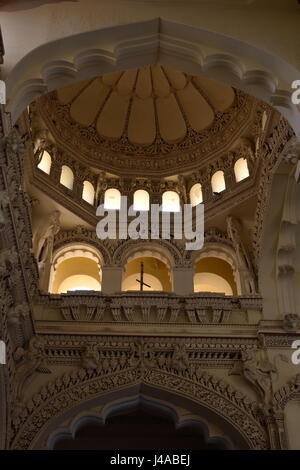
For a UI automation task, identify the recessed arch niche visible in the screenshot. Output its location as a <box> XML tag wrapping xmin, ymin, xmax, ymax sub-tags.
<box><xmin>122</xmin><ymin>250</ymin><xmax>172</xmax><ymax>292</ymax></box>
<box><xmin>26</xmin><ymin>380</ymin><xmax>261</xmax><ymax>451</ymax></box>
<box><xmin>194</xmin><ymin>256</ymin><xmax>237</xmax><ymax>296</ymax></box>
<box><xmin>50</xmin><ymin>396</ymin><xmax>232</xmax><ymax>450</ymax></box>
<box><xmin>49</xmin><ymin>243</ymin><xmax>102</xmax><ymax>293</ymax></box>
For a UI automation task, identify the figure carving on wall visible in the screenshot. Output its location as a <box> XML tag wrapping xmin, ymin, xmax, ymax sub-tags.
<box><xmin>12</xmin><ymin>336</ymin><xmax>51</xmax><ymax>418</ymax></box>
<box><xmin>171</xmin><ymin>344</ymin><xmax>190</xmax><ymax>372</ymax></box>
<box><xmin>282</xmin><ymin>313</ymin><xmax>300</xmax><ymax>332</ymax></box>
<box><xmin>81</xmin><ymin>345</ymin><xmax>100</xmax><ymax>370</ymax></box>
<box><xmin>241</xmin><ymin>349</ymin><xmax>276</xmax><ymax>406</ymax></box>
<box><xmin>226</xmin><ymin>215</ymin><xmax>257</xmax><ymax>294</ymax></box>
<box><xmin>34</xmin><ymin>210</ymin><xmax>61</xmax><ymax>272</ymax></box>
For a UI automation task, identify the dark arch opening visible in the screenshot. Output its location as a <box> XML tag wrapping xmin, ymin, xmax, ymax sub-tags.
<box><xmin>53</xmin><ymin>404</ymin><xmax>230</xmax><ymax>450</ymax></box>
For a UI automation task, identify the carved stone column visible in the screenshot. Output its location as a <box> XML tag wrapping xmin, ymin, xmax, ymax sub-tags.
<box><xmin>273</xmin><ymin>411</ymin><xmax>288</xmax><ymax>450</ymax></box>
<box><xmin>264</xmin><ymin>413</ymin><xmax>282</xmax><ymax>450</ymax></box>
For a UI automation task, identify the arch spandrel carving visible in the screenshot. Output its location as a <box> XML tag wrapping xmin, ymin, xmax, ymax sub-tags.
<box><xmin>11</xmin><ymin>360</ymin><xmax>268</xmax><ymax>450</ymax></box>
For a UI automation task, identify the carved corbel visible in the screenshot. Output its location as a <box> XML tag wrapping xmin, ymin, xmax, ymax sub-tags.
<box><xmin>282</xmin><ymin>313</ymin><xmax>300</xmax><ymax>332</ymax></box>
<box><xmin>11</xmin><ymin>336</ymin><xmax>50</xmax><ymax>419</ymax></box>
<box><xmin>240</xmin><ymin>349</ymin><xmax>276</xmax><ymax>407</ymax></box>
<box><xmin>81</xmin><ymin>345</ymin><xmax>100</xmax><ymax>370</ymax></box>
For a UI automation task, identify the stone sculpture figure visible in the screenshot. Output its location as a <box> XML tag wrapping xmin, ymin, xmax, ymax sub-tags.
<box><xmin>241</xmin><ymin>349</ymin><xmax>275</xmax><ymax>405</ymax></box>
<box><xmin>34</xmin><ymin>210</ymin><xmax>61</xmax><ymax>272</ymax></box>
<box><xmin>226</xmin><ymin>215</ymin><xmax>257</xmax><ymax>294</ymax></box>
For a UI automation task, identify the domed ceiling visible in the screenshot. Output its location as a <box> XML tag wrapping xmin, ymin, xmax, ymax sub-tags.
<box><xmin>56</xmin><ymin>66</ymin><xmax>235</xmax><ymax>145</ymax></box>
<box><xmin>37</xmin><ymin>65</ymin><xmax>259</xmax><ymax>176</ymax></box>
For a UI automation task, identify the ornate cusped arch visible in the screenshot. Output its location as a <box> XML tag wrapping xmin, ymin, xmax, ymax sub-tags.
<box><xmin>11</xmin><ymin>363</ymin><xmax>268</xmax><ymax>450</ymax></box>
<box><xmin>47</xmin><ymin>395</ymin><xmax>233</xmax><ymax>450</ymax></box>
<box><xmin>5</xmin><ymin>18</ymin><xmax>300</xmax><ymax>135</ymax></box>
<box><xmin>274</xmin><ymin>374</ymin><xmax>300</xmax><ymax>411</ymax></box>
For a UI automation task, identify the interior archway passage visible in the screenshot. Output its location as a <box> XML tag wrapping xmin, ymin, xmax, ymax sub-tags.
<box><xmin>52</xmin><ymin>407</ymin><xmax>230</xmax><ymax>450</ymax></box>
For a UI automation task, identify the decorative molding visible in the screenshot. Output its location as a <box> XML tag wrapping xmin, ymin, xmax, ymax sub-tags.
<box><xmin>37</xmin><ymin>88</ymin><xmax>256</xmax><ymax>176</ymax></box>
<box><xmin>10</xmin><ymin>338</ymin><xmax>268</xmax><ymax>450</ymax></box>
<box><xmin>274</xmin><ymin>374</ymin><xmax>300</xmax><ymax>410</ymax></box>
<box><xmin>34</xmin><ymin>290</ymin><xmax>263</xmax><ymax>325</ymax></box>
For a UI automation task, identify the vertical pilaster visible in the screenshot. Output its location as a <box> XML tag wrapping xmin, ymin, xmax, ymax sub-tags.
<box><xmin>172</xmin><ymin>266</ymin><xmax>194</xmax><ymax>295</ymax></box>
<box><xmin>101</xmin><ymin>265</ymin><xmax>123</xmax><ymax>294</ymax></box>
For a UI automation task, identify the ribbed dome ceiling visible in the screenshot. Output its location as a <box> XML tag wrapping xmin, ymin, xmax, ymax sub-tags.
<box><xmin>57</xmin><ymin>66</ymin><xmax>235</xmax><ymax>146</ymax></box>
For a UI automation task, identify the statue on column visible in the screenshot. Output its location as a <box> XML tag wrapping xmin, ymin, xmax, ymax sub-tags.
<box><xmin>226</xmin><ymin>215</ymin><xmax>257</xmax><ymax>294</ymax></box>
<box><xmin>96</xmin><ymin>172</ymin><xmax>107</xmax><ymax>207</ymax></box>
<box><xmin>34</xmin><ymin>210</ymin><xmax>61</xmax><ymax>273</ymax></box>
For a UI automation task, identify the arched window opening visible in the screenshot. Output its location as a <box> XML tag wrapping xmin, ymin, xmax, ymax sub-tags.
<box><xmin>162</xmin><ymin>191</ymin><xmax>180</xmax><ymax>212</ymax></box>
<box><xmin>49</xmin><ymin>244</ymin><xmax>102</xmax><ymax>293</ymax></box>
<box><xmin>190</xmin><ymin>183</ymin><xmax>203</xmax><ymax>206</ymax></box>
<box><xmin>133</xmin><ymin>189</ymin><xmax>150</xmax><ymax>211</ymax></box>
<box><xmin>211</xmin><ymin>170</ymin><xmax>226</xmax><ymax>194</ymax></box>
<box><xmin>194</xmin><ymin>257</ymin><xmax>237</xmax><ymax>295</ymax></box>
<box><xmin>52</xmin><ymin>406</ymin><xmax>231</xmax><ymax>450</ymax></box>
<box><xmin>122</xmin><ymin>256</ymin><xmax>172</xmax><ymax>292</ymax></box>
<box><xmin>37</xmin><ymin>150</ymin><xmax>52</xmax><ymax>175</ymax></box>
<box><xmin>234</xmin><ymin>158</ymin><xmax>249</xmax><ymax>183</ymax></box>
<box><xmin>60</xmin><ymin>165</ymin><xmax>74</xmax><ymax>190</ymax></box>
<box><xmin>104</xmin><ymin>188</ymin><xmax>121</xmax><ymax>210</ymax></box>
<box><xmin>82</xmin><ymin>180</ymin><xmax>95</xmax><ymax>205</ymax></box>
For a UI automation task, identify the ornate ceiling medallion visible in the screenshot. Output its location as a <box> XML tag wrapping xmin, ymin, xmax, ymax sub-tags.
<box><xmin>37</xmin><ymin>66</ymin><xmax>257</xmax><ymax>176</ymax></box>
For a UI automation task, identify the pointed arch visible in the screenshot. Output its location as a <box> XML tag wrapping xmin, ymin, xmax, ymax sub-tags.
<box><xmin>11</xmin><ymin>365</ymin><xmax>268</xmax><ymax>450</ymax></box>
